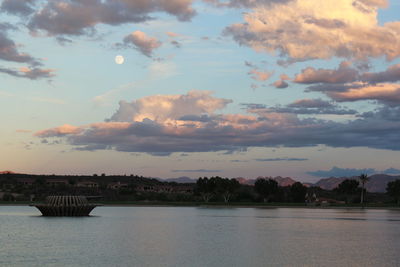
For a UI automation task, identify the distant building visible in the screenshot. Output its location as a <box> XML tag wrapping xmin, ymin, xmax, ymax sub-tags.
<box><xmin>2</xmin><ymin>183</ymin><xmax>14</xmax><ymax>190</ymax></box>
<box><xmin>136</xmin><ymin>185</ymin><xmax>170</xmax><ymax>193</ymax></box>
<box><xmin>107</xmin><ymin>182</ymin><xmax>129</xmax><ymax>190</ymax></box>
<box><xmin>46</xmin><ymin>179</ymin><xmax>69</xmax><ymax>187</ymax></box>
<box><xmin>136</xmin><ymin>184</ymin><xmax>193</xmax><ymax>194</ymax></box>
<box><xmin>76</xmin><ymin>181</ymin><xmax>99</xmax><ymax>188</ymax></box>
<box><xmin>16</xmin><ymin>178</ymin><xmax>35</xmax><ymax>186</ymax></box>
<box><xmin>171</xmin><ymin>185</ymin><xmax>193</xmax><ymax>194</ymax></box>
<box><xmin>306</xmin><ymin>193</ymin><xmax>345</xmax><ymax>206</ymax></box>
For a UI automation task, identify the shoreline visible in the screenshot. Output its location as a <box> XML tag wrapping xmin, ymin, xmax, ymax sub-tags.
<box><xmin>1</xmin><ymin>202</ymin><xmax>400</xmax><ymax>210</ymax></box>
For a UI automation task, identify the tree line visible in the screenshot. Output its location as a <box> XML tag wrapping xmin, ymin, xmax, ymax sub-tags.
<box><xmin>2</xmin><ymin>173</ymin><xmax>400</xmax><ymax>205</ymax></box>
<box><xmin>196</xmin><ymin>176</ymin><xmax>308</xmax><ymax>203</ymax></box>
<box><xmin>195</xmin><ymin>175</ymin><xmax>400</xmax><ymax>205</ymax></box>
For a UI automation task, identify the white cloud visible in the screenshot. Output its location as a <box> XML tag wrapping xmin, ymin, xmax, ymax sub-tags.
<box><xmin>109</xmin><ymin>90</ymin><xmax>232</xmax><ymax>122</ymax></box>
<box><xmin>123</xmin><ymin>30</ymin><xmax>162</xmax><ymax>57</ymax></box>
<box><xmin>223</xmin><ymin>0</ymin><xmax>400</xmax><ymax>61</ymax></box>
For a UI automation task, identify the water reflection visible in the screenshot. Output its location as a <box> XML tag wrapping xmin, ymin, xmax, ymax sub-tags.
<box><xmin>0</xmin><ymin>206</ymin><xmax>399</xmax><ymax>266</ymax></box>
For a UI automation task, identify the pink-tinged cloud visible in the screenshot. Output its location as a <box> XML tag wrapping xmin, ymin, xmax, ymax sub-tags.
<box><xmin>280</xmin><ymin>74</ymin><xmax>290</xmax><ymax>80</ymax></box>
<box><xmin>35</xmin><ymin>91</ymin><xmax>400</xmax><ymax>154</ymax></box>
<box><xmin>123</xmin><ymin>31</ymin><xmax>162</xmax><ymax>57</ymax></box>
<box><xmin>110</xmin><ymin>90</ymin><xmax>232</xmax><ymax>123</ymax></box>
<box><xmin>273</xmin><ymin>74</ymin><xmax>290</xmax><ymax>88</ymax></box>
<box><xmin>294</xmin><ymin>62</ymin><xmax>359</xmax><ymax>84</ymax></box>
<box><xmin>0</xmin><ymin>24</ymin><xmax>54</xmax><ymax>80</ymax></box>
<box><xmin>248</xmin><ymin>69</ymin><xmax>273</xmax><ymax>81</ymax></box>
<box><xmin>301</xmin><ymin>63</ymin><xmax>400</xmax><ymax>104</ymax></box>
<box><xmin>273</xmin><ymin>79</ymin><xmax>289</xmax><ymax>89</ymax></box>
<box><xmin>328</xmin><ymin>83</ymin><xmax>400</xmax><ymax>103</ymax></box>
<box><xmin>296</xmin><ymin>62</ymin><xmax>400</xmax><ymax>85</ymax></box>
<box><xmin>223</xmin><ymin>0</ymin><xmax>400</xmax><ymax>61</ymax></box>
<box><xmin>16</xmin><ymin>129</ymin><xmax>32</xmax><ymax>133</ymax></box>
<box><xmin>166</xmin><ymin>31</ymin><xmax>180</xmax><ymax>37</ymax></box>
<box><xmin>27</xmin><ymin>0</ymin><xmax>196</xmax><ymax>36</ymax></box>
<box><xmin>35</xmin><ymin>124</ymin><xmax>83</xmax><ymax>137</ymax></box>
<box><xmin>19</xmin><ymin>67</ymin><xmax>55</xmax><ymax>79</ymax></box>
<box><xmin>0</xmin><ymin>66</ymin><xmax>55</xmax><ymax>80</ymax></box>
<box><xmin>361</xmin><ymin>64</ymin><xmax>400</xmax><ymax>83</ymax></box>
<box><xmin>0</xmin><ymin>31</ymin><xmax>37</xmax><ymax>65</ymax></box>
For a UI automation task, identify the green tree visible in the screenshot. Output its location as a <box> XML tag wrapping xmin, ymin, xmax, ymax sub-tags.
<box><xmin>336</xmin><ymin>179</ymin><xmax>359</xmax><ymax>204</ymax></box>
<box><xmin>2</xmin><ymin>193</ymin><xmax>15</xmax><ymax>201</ymax></box>
<box><xmin>359</xmin><ymin>174</ymin><xmax>369</xmax><ymax>207</ymax></box>
<box><xmin>386</xmin><ymin>180</ymin><xmax>400</xmax><ymax>205</ymax></box>
<box><xmin>290</xmin><ymin>182</ymin><xmax>307</xmax><ymax>203</ymax></box>
<box><xmin>196</xmin><ymin>177</ymin><xmax>216</xmax><ymax>202</ymax></box>
<box><xmin>215</xmin><ymin>177</ymin><xmax>240</xmax><ymax>203</ymax></box>
<box><xmin>34</xmin><ymin>177</ymin><xmax>46</xmax><ymax>186</ymax></box>
<box><xmin>68</xmin><ymin>178</ymin><xmax>77</xmax><ymax>186</ymax></box>
<box><xmin>254</xmin><ymin>178</ymin><xmax>278</xmax><ymax>202</ymax></box>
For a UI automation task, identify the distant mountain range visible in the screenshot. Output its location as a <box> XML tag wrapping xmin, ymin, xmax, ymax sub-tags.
<box><xmin>157</xmin><ymin>174</ymin><xmax>400</xmax><ymax>192</ymax></box>
<box><xmin>159</xmin><ymin>177</ymin><xmax>196</xmax><ymax>183</ymax></box>
<box><xmin>234</xmin><ymin>176</ymin><xmax>297</xmax><ymax>187</ymax></box>
<box><xmin>314</xmin><ymin>174</ymin><xmax>400</xmax><ymax>192</ymax></box>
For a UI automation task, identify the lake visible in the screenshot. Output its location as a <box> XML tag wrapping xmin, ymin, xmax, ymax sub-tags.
<box><xmin>1</xmin><ymin>206</ymin><xmax>399</xmax><ymax>266</ymax></box>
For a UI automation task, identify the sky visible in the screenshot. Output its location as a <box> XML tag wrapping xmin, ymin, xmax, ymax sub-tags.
<box><xmin>1</xmin><ymin>0</ymin><xmax>400</xmax><ymax>182</ymax></box>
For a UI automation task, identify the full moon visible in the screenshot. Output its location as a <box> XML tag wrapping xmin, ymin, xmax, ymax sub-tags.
<box><xmin>115</xmin><ymin>55</ymin><xmax>124</xmax><ymax>64</ymax></box>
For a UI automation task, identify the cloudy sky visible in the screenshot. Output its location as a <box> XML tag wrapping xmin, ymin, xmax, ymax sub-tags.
<box><xmin>1</xmin><ymin>0</ymin><xmax>400</xmax><ymax>182</ymax></box>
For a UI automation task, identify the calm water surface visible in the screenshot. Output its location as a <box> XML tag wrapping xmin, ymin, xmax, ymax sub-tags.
<box><xmin>1</xmin><ymin>206</ymin><xmax>399</xmax><ymax>266</ymax></box>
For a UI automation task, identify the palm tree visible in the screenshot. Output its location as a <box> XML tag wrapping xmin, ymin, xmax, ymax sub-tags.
<box><xmin>359</xmin><ymin>174</ymin><xmax>369</xmax><ymax>208</ymax></box>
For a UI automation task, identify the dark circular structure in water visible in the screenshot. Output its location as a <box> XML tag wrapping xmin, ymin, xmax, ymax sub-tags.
<box><xmin>31</xmin><ymin>196</ymin><xmax>102</xmax><ymax>216</ymax></box>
